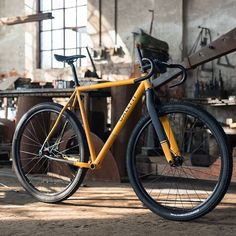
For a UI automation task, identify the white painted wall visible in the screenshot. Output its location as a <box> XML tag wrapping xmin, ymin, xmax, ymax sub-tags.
<box><xmin>0</xmin><ymin>0</ymin><xmax>235</xmax><ymax>100</ymax></box>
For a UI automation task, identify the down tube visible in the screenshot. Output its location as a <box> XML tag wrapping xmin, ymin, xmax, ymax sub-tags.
<box><xmin>94</xmin><ymin>82</ymin><xmax>145</xmax><ymax>167</ymax></box>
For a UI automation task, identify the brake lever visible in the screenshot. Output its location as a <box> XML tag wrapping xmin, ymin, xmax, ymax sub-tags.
<box><xmin>134</xmin><ymin>58</ymin><xmax>155</xmax><ymax>83</ymax></box>
<box><xmin>167</xmin><ymin>64</ymin><xmax>187</xmax><ymax>88</ymax></box>
<box><xmin>152</xmin><ymin>60</ymin><xmax>187</xmax><ymax>88</ymax></box>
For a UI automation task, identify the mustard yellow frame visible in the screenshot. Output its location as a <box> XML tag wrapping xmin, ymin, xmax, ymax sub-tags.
<box><xmin>42</xmin><ymin>78</ymin><xmax>180</xmax><ymax>169</ymax></box>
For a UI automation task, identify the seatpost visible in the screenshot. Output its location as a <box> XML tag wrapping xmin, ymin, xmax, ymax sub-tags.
<box><xmin>69</xmin><ymin>62</ymin><xmax>80</xmax><ymax>86</ymax></box>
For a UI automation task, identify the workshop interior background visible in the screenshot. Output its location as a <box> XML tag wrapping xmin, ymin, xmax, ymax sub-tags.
<box><xmin>0</xmin><ymin>0</ymin><xmax>236</xmax><ymax>171</ymax></box>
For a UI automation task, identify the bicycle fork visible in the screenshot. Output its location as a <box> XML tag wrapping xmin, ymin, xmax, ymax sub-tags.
<box><xmin>145</xmin><ymin>89</ymin><xmax>181</xmax><ymax>166</ymax></box>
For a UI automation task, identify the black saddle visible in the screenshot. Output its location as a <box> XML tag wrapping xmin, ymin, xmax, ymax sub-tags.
<box><xmin>54</xmin><ymin>54</ymin><xmax>85</xmax><ymax>64</ymax></box>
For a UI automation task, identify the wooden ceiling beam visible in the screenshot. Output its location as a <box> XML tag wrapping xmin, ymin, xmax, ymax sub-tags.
<box><xmin>0</xmin><ymin>12</ymin><xmax>53</xmax><ymax>26</ymax></box>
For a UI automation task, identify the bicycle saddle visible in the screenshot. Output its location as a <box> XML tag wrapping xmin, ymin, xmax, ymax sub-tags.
<box><xmin>54</xmin><ymin>54</ymin><xmax>85</xmax><ymax>63</ymax></box>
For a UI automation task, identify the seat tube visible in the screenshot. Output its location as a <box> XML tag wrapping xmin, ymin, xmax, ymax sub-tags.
<box><xmin>145</xmin><ymin>89</ymin><xmax>174</xmax><ymax>165</ymax></box>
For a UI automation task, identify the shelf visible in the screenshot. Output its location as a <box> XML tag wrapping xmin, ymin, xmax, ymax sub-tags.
<box><xmin>0</xmin><ymin>88</ymin><xmax>111</xmax><ymax>98</ymax></box>
<box><xmin>186</xmin><ymin>98</ymin><xmax>236</xmax><ymax>106</ymax></box>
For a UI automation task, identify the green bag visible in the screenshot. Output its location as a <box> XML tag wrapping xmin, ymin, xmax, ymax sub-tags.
<box><xmin>137</xmin><ymin>30</ymin><xmax>169</xmax><ymax>62</ymax></box>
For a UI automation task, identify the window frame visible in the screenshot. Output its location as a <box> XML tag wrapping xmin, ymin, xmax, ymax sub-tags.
<box><xmin>38</xmin><ymin>0</ymin><xmax>87</xmax><ymax>69</ymax></box>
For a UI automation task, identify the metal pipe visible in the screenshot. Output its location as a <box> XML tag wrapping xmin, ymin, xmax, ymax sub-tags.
<box><xmin>114</xmin><ymin>0</ymin><xmax>118</xmax><ymax>44</ymax></box>
<box><xmin>99</xmin><ymin>0</ymin><xmax>102</xmax><ymax>47</ymax></box>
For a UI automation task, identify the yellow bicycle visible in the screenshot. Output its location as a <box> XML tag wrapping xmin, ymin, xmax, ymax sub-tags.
<box><xmin>12</xmin><ymin>48</ymin><xmax>232</xmax><ymax>221</ymax></box>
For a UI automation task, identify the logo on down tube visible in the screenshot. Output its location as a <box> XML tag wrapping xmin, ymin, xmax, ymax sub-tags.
<box><xmin>119</xmin><ymin>96</ymin><xmax>137</xmax><ymax>122</ymax></box>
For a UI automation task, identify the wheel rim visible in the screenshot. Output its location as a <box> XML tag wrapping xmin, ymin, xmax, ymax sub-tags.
<box><xmin>132</xmin><ymin>111</ymin><xmax>224</xmax><ymax>212</ymax></box>
<box><xmin>16</xmin><ymin>109</ymin><xmax>82</xmax><ymax>196</ymax></box>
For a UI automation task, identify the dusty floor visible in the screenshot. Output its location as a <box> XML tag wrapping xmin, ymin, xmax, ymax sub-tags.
<box><xmin>1</xmin><ymin>166</ymin><xmax>236</xmax><ymax>236</ymax></box>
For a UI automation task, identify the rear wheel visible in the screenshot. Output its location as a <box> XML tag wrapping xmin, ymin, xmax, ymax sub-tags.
<box><xmin>127</xmin><ymin>102</ymin><xmax>232</xmax><ymax>221</ymax></box>
<box><xmin>12</xmin><ymin>103</ymin><xmax>88</xmax><ymax>203</ymax></box>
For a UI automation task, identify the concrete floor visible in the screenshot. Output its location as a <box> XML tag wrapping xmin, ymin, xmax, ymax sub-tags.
<box><xmin>1</xmin><ymin>166</ymin><xmax>236</xmax><ymax>236</ymax></box>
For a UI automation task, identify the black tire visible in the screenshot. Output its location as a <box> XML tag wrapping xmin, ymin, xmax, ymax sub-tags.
<box><xmin>127</xmin><ymin>102</ymin><xmax>232</xmax><ymax>221</ymax></box>
<box><xmin>12</xmin><ymin>102</ymin><xmax>89</xmax><ymax>203</ymax></box>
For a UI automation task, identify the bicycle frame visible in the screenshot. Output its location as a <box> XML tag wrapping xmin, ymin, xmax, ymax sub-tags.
<box><xmin>41</xmin><ymin>78</ymin><xmax>180</xmax><ymax>169</ymax></box>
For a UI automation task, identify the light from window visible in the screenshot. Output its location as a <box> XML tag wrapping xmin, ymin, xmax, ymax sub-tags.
<box><xmin>39</xmin><ymin>0</ymin><xmax>88</xmax><ymax>69</ymax></box>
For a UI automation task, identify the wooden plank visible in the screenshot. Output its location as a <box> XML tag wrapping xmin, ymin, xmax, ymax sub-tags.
<box><xmin>0</xmin><ymin>13</ymin><xmax>53</xmax><ymax>26</ymax></box>
<box><xmin>186</xmin><ymin>27</ymin><xmax>236</xmax><ymax>69</ymax></box>
<box><xmin>229</xmin><ymin>123</ymin><xmax>236</xmax><ymax>129</ymax></box>
<box><xmin>152</xmin><ymin>27</ymin><xmax>236</xmax><ymax>88</ymax></box>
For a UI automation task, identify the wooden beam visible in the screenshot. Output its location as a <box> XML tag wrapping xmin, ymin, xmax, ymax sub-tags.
<box><xmin>0</xmin><ymin>13</ymin><xmax>53</xmax><ymax>26</ymax></box>
<box><xmin>186</xmin><ymin>27</ymin><xmax>236</xmax><ymax>69</ymax></box>
<box><xmin>152</xmin><ymin>27</ymin><xmax>236</xmax><ymax>88</ymax></box>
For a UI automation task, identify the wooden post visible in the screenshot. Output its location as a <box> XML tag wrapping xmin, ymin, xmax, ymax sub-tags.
<box><xmin>111</xmin><ymin>84</ymin><xmax>142</xmax><ymax>180</ymax></box>
<box><xmin>110</xmin><ymin>65</ymin><xmax>142</xmax><ymax>180</ymax></box>
<box><xmin>3</xmin><ymin>97</ymin><xmax>8</xmax><ymax>119</ymax></box>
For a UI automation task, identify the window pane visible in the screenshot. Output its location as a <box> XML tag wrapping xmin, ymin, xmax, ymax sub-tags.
<box><xmin>77</xmin><ymin>28</ymin><xmax>87</xmax><ymax>46</ymax></box>
<box><xmin>52</xmin><ymin>50</ymin><xmax>64</xmax><ymax>68</ymax></box>
<box><xmin>65</xmin><ymin>48</ymin><xmax>77</xmax><ymax>56</ymax></box>
<box><xmin>52</xmin><ymin>9</ymin><xmax>63</xmax><ymax>30</ymax></box>
<box><xmin>81</xmin><ymin>47</ymin><xmax>88</xmax><ymax>66</ymax></box>
<box><xmin>85</xmin><ymin>34</ymin><xmax>92</xmax><ymax>47</ymax></box>
<box><xmin>52</xmin><ymin>0</ymin><xmax>64</xmax><ymax>9</ymax></box>
<box><xmin>65</xmin><ymin>0</ymin><xmax>77</xmax><ymax>8</ymax></box>
<box><xmin>40</xmin><ymin>1</ymin><xmax>88</xmax><ymax>69</ymax></box>
<box><xmin>77</xmin><ymin>0</ymin><xmax>87</xmax><ymax>6</ymax></box>
<box><xmin>81</xmin><ymin>32</ymin><xmax>87</xmax><ymax>47</ymax></box>
<box><xmin>40</xmin><ymin>0</ymin><xmax>51</xmax><ymax>11</ymax></box>
<box><xmin>77</xmin><ymin>27</ymin><xmax>87</xmax><ymax>34</ymax></box>
<box><xmin>65</xmin><ymin>29</ymin><xmax>76</xmax><ymax>48</ymax></box>
<box><xmin>77</xmin><ymin>5</ymin><xmax>87</xmax><ymax>27</ymax></box>
<box><xmin>80</xmin><ymin>47</ymin><xmax>88</xmax><ymax>57</ymax></box>
<box><xmin>41</xmin><ymin>51</ymin><xmax>52</xmax><ymax>68</ymax></box>
<box><xmin>65</xmin><ymin>8</ymin><xmax>76</xmax><ymax>27</ymax></box>
<box><xmin>41</xmin><ymin>18</ymin><xmax>51</xmax><ymax>31</ymax></box>
<box><xmin>52</xmin><ymin>30</ymin><xmax>64</xmax><ymax>49</ymax></box>
<box><xmin>41</xmin><ymin>31</ymin><xmax>51</xmax><ymax>50</ymax></box>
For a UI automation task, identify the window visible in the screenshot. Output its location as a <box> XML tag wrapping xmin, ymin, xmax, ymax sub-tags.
<box><xmin>39</xmin><ymin>0</ymin><xmax>88</xmax><ymax>68</ymax></box>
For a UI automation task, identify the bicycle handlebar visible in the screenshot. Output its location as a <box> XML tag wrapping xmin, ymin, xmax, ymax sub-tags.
<box><xmin>134</xmin><ymin>46</ymin><xmax>187</xmax><ymax>88</ymax></box>
<box><xmin>135</xmin><ymin>58</ymin><xmax>187</xmax><ymax>87</ymax></box>
<box><xmin>134</xmin><ymin>58</ymin><xmax>155</xmax><ymax>83</ymax></box>
<box><xmin>165</xmin><ymin>63</ymin><xmax>187</xmax><ymax>88</ymax></box>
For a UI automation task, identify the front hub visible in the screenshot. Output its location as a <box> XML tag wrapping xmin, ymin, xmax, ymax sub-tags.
<box><xmin>171</xmin><ymin>156</ymin><xmax>184</xmax><ymax>167</ymax></box>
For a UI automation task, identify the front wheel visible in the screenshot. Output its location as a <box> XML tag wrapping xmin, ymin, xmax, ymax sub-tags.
<box><xmin>12</xmin><ymin>103</ymin><xmax>89</xmax><ymax>203</ymax></box>
<box><xmin>127</xmin><ymin>102</ymin><xmax>232</xmax><ymax>221</ymax></box>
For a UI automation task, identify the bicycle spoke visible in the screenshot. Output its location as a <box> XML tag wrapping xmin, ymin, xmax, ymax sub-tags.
<box><xmin>128</xmin><ymin>102</ymin><xmax>231</xmax><ymax>221</ymax></box>
<box><xmin>23</xmin><ymin>133</ymin><xmax>42</xmax><ymax>146</ymax></box>
<box><xmin>14</xmin><ymin>106</ymin><xmax>87</xmax><ymax>202</ymax></box>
